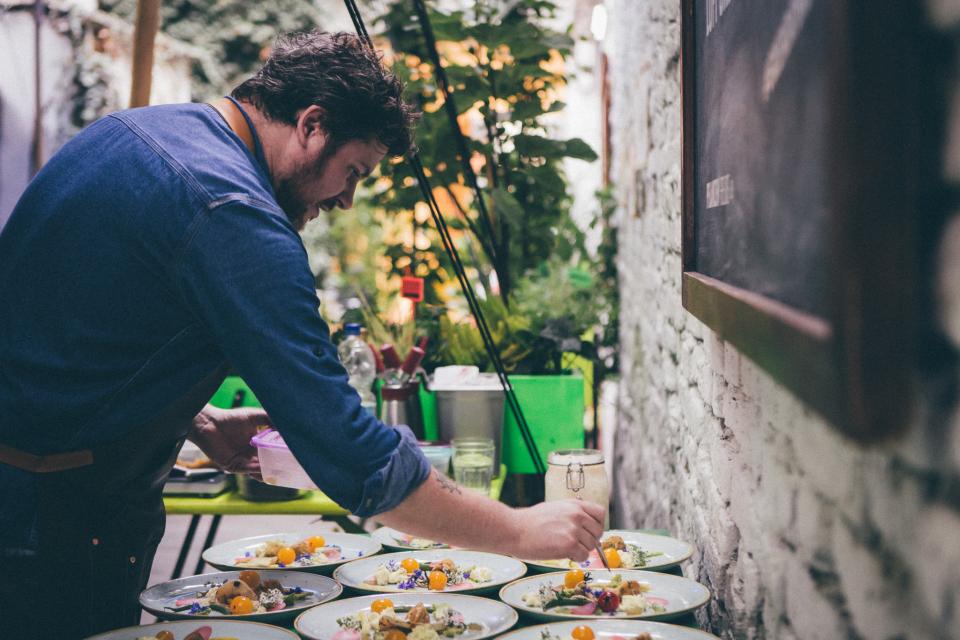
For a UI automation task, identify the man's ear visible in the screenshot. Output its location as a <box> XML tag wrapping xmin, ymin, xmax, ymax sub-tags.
<box><xmin>296</xmin><ymin>105</ymin><xmax>327</xmax><ymax>147</ymax></box>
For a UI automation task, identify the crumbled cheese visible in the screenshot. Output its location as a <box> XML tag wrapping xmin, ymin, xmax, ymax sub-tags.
<box><xmin>408</xmin><ymin>625</ymin><xmax>440</xmax><ymax>640</ymax></box>
<box><xmin>470</xmin><ymin>566</ymin><xmax>493</xmax><ymax>582</ymax></box>
<box><xmin>619</xmin><ymin>593</ymin><xmax>649</xmax><ymax>614</ymax></box>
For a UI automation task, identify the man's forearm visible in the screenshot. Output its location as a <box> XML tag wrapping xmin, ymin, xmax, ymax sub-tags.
<box><xmin>376</xmin><ymin>469</ymin><xmax>520</xmax><ymax>553</ymax></box>
<box><xmin>375</xmin><ymin>469</ymin><xmax>606</xmax><ymax>561</ymax></box>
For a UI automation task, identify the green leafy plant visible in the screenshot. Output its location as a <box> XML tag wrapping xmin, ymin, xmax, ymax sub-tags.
<box><xmin>438</xmin><ymin>294</ymin><xmax>534</xmax><ymax>372</ymax></box>
<box><xmin>435</xmin><ymin>251</ymin><xmax>611</xmax><ymax>374</ymax></box>
<box><xmin>327</xmin><ymin>1</ymin><xmax>619</xmax><ymax>377</ymax></box>
<box><xmin>369</xmin><ymin>0</ymin><xmax>597</xmax><ymax>301</ymax></box>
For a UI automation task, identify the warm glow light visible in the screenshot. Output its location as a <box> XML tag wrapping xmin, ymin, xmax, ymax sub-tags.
<box><xmin>591</xmin><ymin>4</ymin><xmax>608</xmax><ymax>41</ymax></box>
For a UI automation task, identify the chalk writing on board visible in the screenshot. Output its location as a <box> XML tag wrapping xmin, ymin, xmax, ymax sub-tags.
<box><xmin>762</xmin><ymin>0</ymin><xmax>815</xmax><ymax>102</ymax></box>
<box><xmin>706</xmin><ymin>0</ymin><xmax>735</xmax><ymax>37</ymax></box>
<box><xmin>706</xmin><ymin>175</ymin><xmax>735</xmax><ymax>209</ymax></box>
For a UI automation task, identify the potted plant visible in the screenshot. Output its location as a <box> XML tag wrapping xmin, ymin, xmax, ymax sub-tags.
<box><xmin>313</xmin><ymin>1</ymin><xmax>621</xmax><ymax>479</ymax></box>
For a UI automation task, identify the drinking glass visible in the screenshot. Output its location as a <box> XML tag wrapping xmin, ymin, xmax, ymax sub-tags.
<box><xmin>451</xmin><ymin>437</ymin><xmax>495</xmax><ymax>494</ymax></box>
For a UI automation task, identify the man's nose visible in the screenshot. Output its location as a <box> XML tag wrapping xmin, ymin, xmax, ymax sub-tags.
<box><xmin>337</xmin><ymin>183</ymin><xmax>357</xmax><ymax>209</ymax></box>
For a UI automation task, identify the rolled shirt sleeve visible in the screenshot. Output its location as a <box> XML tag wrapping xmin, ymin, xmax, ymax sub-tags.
<box><xmin>174</xmin><ymin>198</ymin><xmax>431</xmax><ymax>515</ymax></box>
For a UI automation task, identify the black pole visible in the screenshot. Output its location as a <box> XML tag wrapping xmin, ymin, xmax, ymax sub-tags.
<box><xmin>342</xmin><ymin>0</ymin><xmax>545</xmax><ymax>476</ymax></box>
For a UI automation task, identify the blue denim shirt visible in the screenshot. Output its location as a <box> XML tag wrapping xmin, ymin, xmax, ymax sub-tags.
<box><xmin>0</xmin><ymin>101</ymin><xmax>430</xmax><ymax>546</ymax></box>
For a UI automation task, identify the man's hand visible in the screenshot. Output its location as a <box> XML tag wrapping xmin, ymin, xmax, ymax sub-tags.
<box><xmin>504</xmin><ymin>500</ymin><xmax>606</xmax><ymax>561</ymax></box>
<box><xmin>188</xmin><ymin>405</ymin><xmax>267</xmax><ymax>477</ymax></box>
<box><xmin>377</xmin><ymin>469</ymin><xmax>606</xmax><ymax>562</ymax></box>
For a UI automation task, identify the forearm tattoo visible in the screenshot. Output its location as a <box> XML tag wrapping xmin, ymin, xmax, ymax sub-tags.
<box><xmin>435</xmin><ymin>469</ymin><xmax>462</xmax><ymax>495</ymax></box>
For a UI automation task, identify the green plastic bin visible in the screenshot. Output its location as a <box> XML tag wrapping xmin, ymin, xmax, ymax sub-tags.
<box><xmin>501</xmin><ymin>374</ymin><xmax>585</xmax><ymax>474</ymax></box>
<box><xmin>418</xmin><ymin>373</ymin><xmax>585</xmax><ymax>474</ymax></box>
<box><xmin>209</xmin><ymin>376</ymin><xmax>261</xmax><ymax>409</ymax></box>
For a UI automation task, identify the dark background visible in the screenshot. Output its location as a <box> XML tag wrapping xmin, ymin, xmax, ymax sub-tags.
<box><xmin>693</xmin><ymin>0</ymin><xmax>829</xmax><ymax>318</ymax></box>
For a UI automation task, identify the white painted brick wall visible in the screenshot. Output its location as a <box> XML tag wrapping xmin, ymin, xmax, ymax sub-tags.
<box><xmin>606</xmin><ymin>0</ymin><xmax>960</xmax><ymax>637</ymax></box>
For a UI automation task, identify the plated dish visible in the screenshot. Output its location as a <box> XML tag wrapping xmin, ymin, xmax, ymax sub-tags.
<box><xmin>84</xmin><ymin>620</ymin><xmax>300</xmax><ymax>640</ymax></box>
<box><xmin>495</xmin><ymin>620</ymin><xmax>721</xmax><ymax>640</ymax></box>
<box><xmin>525</xmin><ymin>532</ymin><xmax>692</xmax><ymax>573</ymax></box>
<box><xmin>295</xmin><ymin>593</ymin><xmax>518</xmax><ymax>640</ymax></box>
<box><xmin>334</xmin><ymin>550</ymin><xmax>525</xmax><ymax>595</ymax></box>
<box><xmin>498</xmin><ymin>570</ymin><xmax>709</xmax><ymax>622</ymax></box>
<box><xmin>140</xmin><ymin>569</ymin><xmax>341</xmax><ymax>623</ymax></box>
<box><xmin>371</xmin><ymin>526</ymin><xmax>448</xmax><ymax>551</ymax></box>
<box><xmin>202</xmin><ymin>531</ymin><xmax>381</xmax><ymax>574</ymax></box>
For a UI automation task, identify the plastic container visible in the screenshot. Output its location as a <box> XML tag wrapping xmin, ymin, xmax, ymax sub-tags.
<box><xmin>236</xmin><ymin>473</ymin><xmax>302</xmax><ymax>501</ymax></box>
<box><xmin>418</xmin><ymin>441</ymin><xmax>453</xmax><ymax>475</ymax></box>
<box><xmin>432</xmin><ymin>373</ymin><xmax>505</xmax><ymax>476</ymax></box>
<box><xmin>250</xmin><ymin>429</ymin><xmax>317</xmax><ymax>490</ymax></box>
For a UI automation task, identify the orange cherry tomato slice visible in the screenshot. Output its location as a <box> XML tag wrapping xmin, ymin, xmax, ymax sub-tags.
<box><xmin>306</xmin><ymin>535</ymin><xmax>326</xmax><ymax>552</ymax></box>
<box><xmin>604</xmin><ymin>547</ymin><xmax>622</xmax><ymax>569</ymax></box>
<box><xmin>371</xmin><ymin>598</ymin><xmax>394</xmax><ymax>613</ymax></box>
<box><xmin>401</xmin><ymin>557</ymin><xmax>420</xmax><ymax>573</ymax></box>
<box><xmin>229</xmin><ymin>595</ymin><xmax>255</xmax><ymax>615</ymax></box>
<box><xmin>276</xmin><ymin>547</ymin><xmax>296</xmax><ymax>565</ymax></box>
<box><xmin>428</xmin><ymin>570</ymin><xmax>448</xmax><ymax>590</ymax></box>
<box><xmin>564</xmin><ymin>568</ymin><xmax>586</xmax><ymax>588</ymax></box>
<box><xmin>571</xmin><ymin>626</ymin><xmax>596</xmax><ymax>640</ymax></box>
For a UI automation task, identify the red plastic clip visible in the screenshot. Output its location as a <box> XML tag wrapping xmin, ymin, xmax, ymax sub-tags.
<box><xmin>401</xmin><ymin>275</ymin><xmax>425</xmax><ymax>302</ymax></box>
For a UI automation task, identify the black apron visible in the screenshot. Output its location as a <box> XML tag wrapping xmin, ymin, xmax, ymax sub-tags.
<box><xmin>1</xmin><ymin>365</ymin><xmax>228</xmax><ymax>640</ymax></box>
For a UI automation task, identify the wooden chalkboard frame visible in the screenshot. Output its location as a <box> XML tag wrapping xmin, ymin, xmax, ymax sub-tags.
<box><xmin>680</xmin><ymin>0</ymin><xmax>919</xmax><ymax>441</ymax></box>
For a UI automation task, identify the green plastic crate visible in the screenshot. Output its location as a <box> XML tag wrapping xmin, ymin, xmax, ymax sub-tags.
<box><xmin>501</xmin><ymin>374</ymin><xmax>585</xmax><ymax>474</ymax></box>
<box><xmin>416</xmin><ymin>374</ymin><xmax>584</xmax><ymax>473</ymax></box>
<box><xmin>209</xmin><ymin>376</ymin><xmax>261</xmax><ymax>409</ymax></box>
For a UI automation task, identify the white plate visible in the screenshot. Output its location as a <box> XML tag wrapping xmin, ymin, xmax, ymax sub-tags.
<box><xmin>497</xmin><ymin>619</ymin><xmax>720</xmax><ymax>639</ymax></box>
<box><xmin>498</xmin><ymin>570</ymin><xmax>710</xmax><ymax>622</ymax></box>
<box><xmin>371</xmin><ymin>526</ymin><xmax>448</xmax><ymax>551</ymax></box>
<box><xmin>202</xmin><ymin>531</ymin><xmax>381</xmax><ymax>574</ymax></box>
<box><xmin>525</xmin><ymin>531</ymin><xmax>693</xmax><ymax>573</ymax></box>
<box><xmin>295</xmin><ymin>592</ymin><xmax>518</xmax><ymax>639</ymax></box>
<box><xmin>85</xmin><ymin>619</ymin><xmax>299</xmax><ymax>639</ymax></box>
<box><xmin>140</xmin><ymin>569</ymin><xmax>341</xmax><ymax>623</ymax></box>
<box><xmin>333</xmin><ymin>549</ymin><xmax>526</xmax><ymax>595</ymax></box>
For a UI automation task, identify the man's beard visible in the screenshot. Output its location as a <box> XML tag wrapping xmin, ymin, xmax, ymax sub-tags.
<box><xmin>274</xmin><ymin>147</ymin><xmax>337</xmax><ymax>231</ymax></box>
<box><xmin>274</xmin><ymin>161</ymin><xmax>319</xmax><ymax>231</ymax></box>
<box><xmin>274</xmin><ymin>175</ymin><xmax>313</xmax><ymax>231</ymax></box>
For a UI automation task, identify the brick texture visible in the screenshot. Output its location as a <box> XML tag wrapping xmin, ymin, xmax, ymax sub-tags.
<box><xmin>606</xmin><ymin>1</ymin><xmax>960</xmax><ymax>638</ymax></box>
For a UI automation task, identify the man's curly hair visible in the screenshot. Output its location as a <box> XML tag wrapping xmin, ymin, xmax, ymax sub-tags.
<box><xmin>232</xmin><ymin>31</ymin><xmax>418</xmax><ymax>156</ymax></box>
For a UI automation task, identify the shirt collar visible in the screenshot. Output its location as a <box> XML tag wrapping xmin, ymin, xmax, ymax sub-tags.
<box><xmin>225</xmin><ymin>96</ymin><xmax>270</xmax><ymax>176</ymax></box>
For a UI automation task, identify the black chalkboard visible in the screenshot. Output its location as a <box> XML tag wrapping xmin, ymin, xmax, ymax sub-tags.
<box><xmin>681</xmin><ymin>0</ymin><xmax>921</xmax><ymax>441</ymax></box>
<box><xmin>694</xmin><ymin>0</ymin><xmax>829</xmax><ymax>317</ymax></box>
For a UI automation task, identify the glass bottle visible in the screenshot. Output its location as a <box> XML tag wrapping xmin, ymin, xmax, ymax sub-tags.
<box><xmin>337</xmin><ymin>323</ymin><xmax>377</xmax><ymax>416</ymax></box>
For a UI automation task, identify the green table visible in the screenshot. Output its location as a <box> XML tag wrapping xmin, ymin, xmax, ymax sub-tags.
<box><xmin>163</xmin><ymin>467</ymin><xmax>506</xmax><ymax>578</ymax></box>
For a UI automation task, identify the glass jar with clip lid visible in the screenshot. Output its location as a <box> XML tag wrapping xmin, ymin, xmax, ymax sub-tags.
<box><xmin>544</xmin><ymin>448</ymin><xmax>609</xmax><ymax>511</ymax></box>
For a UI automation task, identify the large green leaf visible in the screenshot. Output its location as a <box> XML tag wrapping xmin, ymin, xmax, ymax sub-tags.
<box><xmin>489</xmin><ymin>188</ymin><xmax>526</xmax><ymax>226</ymax></box>
<box><xmin>513</xmin><ymin>133</ymin><xmax>567</xmax><ymax>158</ymax></box>
<box><xmin>563</xmin><ymin>137</ymin><xmax>599</xmax><ymax>161</ymax></box>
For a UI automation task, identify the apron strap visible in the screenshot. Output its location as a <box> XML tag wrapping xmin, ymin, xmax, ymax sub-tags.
<box><xmin>209</xmin><ymin>98</ymin><xmax>256</xmax><ymax>154</ymax></box>
<box><xmin>0</xmin><ymin>442</ymin><xmax>93</xmax><ymax>473</ymax></box>
<box><xmin>0</xmin><ymin>364</ymin><xmax>231</xmax><ymax>474</ymax></box>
